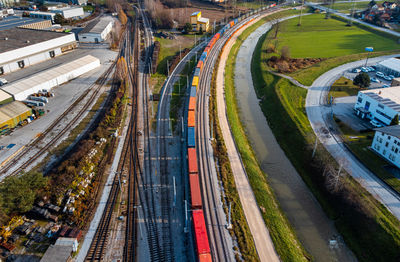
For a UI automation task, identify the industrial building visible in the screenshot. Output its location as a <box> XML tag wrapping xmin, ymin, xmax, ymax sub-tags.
<box><xmin>371</xmin><ymin>125</ymin><xmax>400</xmax><ymax>168</ymax></box>
<box><xmin>78</xmin><ymin>17</ymin><xmax>114</xmax><ymax>43</ymax></box>
<box><xmin>354</xmin><ymin>86</ymin><xmax>400</xmax><ymax>125</ymax></box>
<box><xmin>0</xmin><ymin>28</ymin><xmax>77</xmax><ymax>75</ymax></box>
<box><xmin>0</xmin><ymin>101</ymin><xmax>32</xmax><ymax>131</ymax></box>
<box><xmin>2</xmin><ymin>55</ymin><xmax>100</xmax><ymax>100</ymax></box>
<box><xmin>50</xmin><ymin>6</ymin><xmax>84</xmax><ymax>19</ymax></box>
<box><xmin>190</xmin><ymin>11</ymin><xmax>209</xmax><ymax>32</ymax></box>
<box><xmin>376</xmin><ymin>57</ymin><xmax>400</xmax><ymax>77</ymax></box>
<box><xmin>39</xmin><ymin>0</ymin><xmax>87</xmax><ymax>5</ymax></box>
<box><xmin>0</xmin><ymin>16</ymin><xmax>52</xmax><ymax>31</ymax></box>
<box><xmin>0</xmin><ymin>89</ymin><xmax>12</xmax><ymax>105</ymax></box>
<box><xmin>29</xmin><ymin>11</ymin><xmax>56</xmax><ymax>22</ymax></box>
<box><xmin>0</xmin><ymin>0</ymin><xmax>19</xmax><ymax>7</ymax></box>
<box><xmin>40</xmin><ymin>244</ymin><xmax>73</xmax><ymax>262</ymax></box>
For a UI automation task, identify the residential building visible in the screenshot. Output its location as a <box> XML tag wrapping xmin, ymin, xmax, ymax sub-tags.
<box><xmin>78</xmin><ymin>16</ymin><xmax>113</xmax><ymax>43</ymax></box>
<box><xmin>189</xmin><ymin>11</ymin><xmax>209</xmax><ymax>32</ymax></box>
<box><xmin>371</xmin><ymin>125</ymin><xmax>400</xmax><ymax>168</ymax></box>
<box><xmin>354</xmin><ymin>86</ymin><xmax>400</xmax><ymax>125</ymax></box>
<box><xmin>0</xmin><ymin>28</ymin><xmax>77</xmax><ymax>75</ymax></box>
<box><xmin>376</xmin><ymin>57</ymin><xmax>400</xmax><ymax>77</ymax></box>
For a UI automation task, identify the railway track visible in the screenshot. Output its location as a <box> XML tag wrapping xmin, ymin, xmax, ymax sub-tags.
<box><xmin>0</xmin><ymin>46</ymin><xmax>122</xmax><ymax>178</ymax></box>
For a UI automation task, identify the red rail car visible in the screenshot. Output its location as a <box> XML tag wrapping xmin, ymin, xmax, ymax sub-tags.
<box><xmin>199</xmin><ymin>253</ymin><xmax>212</xmax><ymax>262</ymax></box>
<box><xmin>189</xmin><ymin>97</ymin><xmax>196</xmax><ymax>111</ymax></box>
<box><xmin>188</xmin><ymin>148</ymin><xmax>198</xmax><ymax>174</ymax></box>
<box><xmin>192</xmin><ymin>210</ymin><xmax>211</xmax><ymax>256</ymax></box>
<box><xmin>197</xmin><ymin>60</ymin><xmax>203</xmax><ymax>71</ymax></box>
<box><xmin>188</xmin><ymin>110</ymin><xmax>195</xmax><ymax>127</ymax></box>
<box><xmin>189</xmin><ymin>173</ymin><xmax>202</xmax><ymax>209</ymax></box>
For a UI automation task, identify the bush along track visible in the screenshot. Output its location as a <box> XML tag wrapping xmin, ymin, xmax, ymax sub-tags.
<box><xmin>252</xmin><ymin>26</ymin><xmax>400</xmax><ymax>262</ymax></box>
<box><xmin>216</xmin><ymin>11</ymin><xmax>311</xmax><ymax>262</ymax></box>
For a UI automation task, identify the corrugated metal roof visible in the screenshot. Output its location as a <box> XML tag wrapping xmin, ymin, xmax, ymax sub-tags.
<box><xmin>377</xmin><ymin>57</ymin><xmax>400</xmax><ymax>73</ymax></box>
<box><xmin>80</xmin><ymin>17</ymin><xmax>113</xmax><ymax>34</ymax></box>
<box><xmin>1</xmin><ymin>55</ymin><xmax>99</xmax><ymax>99</ymax></box>
<box><xmin>0</xmin><ymin>89</ymin><xmax>12</xmax><ymax>103</ymax></box>
<box><xmin>361</xmin><ymin>86</ymin><xmax>400</xmax><ymax>112</ymax></box>
<box><xmin>0</xmin><ymin>101</ymin><xmax>31</xmax><ymax>124</ymax></box>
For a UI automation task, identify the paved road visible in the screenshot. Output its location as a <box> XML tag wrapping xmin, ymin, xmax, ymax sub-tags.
<box><xmin>307</xmin><ymin>2</ymin><xmax>400</xmax><ymax>38</ymax></box>
<box><xmin>305</xmin><ymin>54</ymin><xmax>400</xmax><ymax>220</ymax></box>
<box><xmin>215</xmin><ymin>11</ymin><xmax>285</xmax><ymax>262</ymax></box>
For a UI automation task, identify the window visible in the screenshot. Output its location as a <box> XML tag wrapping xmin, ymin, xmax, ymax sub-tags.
<box><xmin>389</xmin><ymin>154</ymin><xmax>396</xmax><ymax>161</ymax></box>
<box><xmin>378</xmin><ymin>103</ymin><xmax>384</xmax><ymax>109</ymax></box>
<box><xmin>365</xmin><ymin>101</ymin><xmax>370</xmax><ymax>110</ymax></box>
<box><xmin>383</xmin><ymin>149</ymin><xmax>387</xmax><ymax>155</ymax></box>
<box><xmin>358</xmin><ymin>97</ymin><xmax>363</xmax><ymax>103</ymax></box>
<box><xmin>396</xmin><ymin>148</ymin><xmax>398</xmax><ymax>153</ymax></box>
<box><xmin>17</xmin><ymin>60</ymin><xmax>24</xmax><ymax>68</ymax></box>
<box><xmin>49</xmin><ymin>50</ymin><xmax>55</xmax><ymax>58</ymax></box>
<box><xmin>389</xmin><ymin>136</ymin><xmax>391</xmax><ymax>140</ymax></box>
<box><xmin>0</xmin><ymin>67</ymin><xmax>3</xmax><ymax>75</ymax></box>
<box><xmin>392</xmin><ymin>146</ymin><xmax>395</xmax><ymax>151</ymax></box>
<box><xmin>386</xmin><ymin>142</ymin><xmax>389</xmax><ymax>147</ymax></box>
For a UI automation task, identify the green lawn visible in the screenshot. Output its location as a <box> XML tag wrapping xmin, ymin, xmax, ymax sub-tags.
<box><xmin>329</xmin><ymin>76</ymin><xmax>360</xmax><ymax>98</ymax></box>
<box><xmin>327</xmin><ymin>1</ymin><xmax>383</xmax><ymax>13</ymax></box>
<box><xmin>252</xmin><ymin>20</ymin><xmax>400</xmax><ymax>261</ymax></box>
<box><xmin>269</xmin><ymin>14</ymin><xmax>398</xmax><ymax>58</ymax></box>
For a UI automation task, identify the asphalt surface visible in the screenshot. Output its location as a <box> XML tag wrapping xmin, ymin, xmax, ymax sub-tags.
<box><xmin>305</xmin><ymin>54</ymin><xmax>400</xmax><ymax>220</ymax></box>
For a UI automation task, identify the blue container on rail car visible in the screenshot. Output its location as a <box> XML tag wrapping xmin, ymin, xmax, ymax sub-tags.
<box><xmin>202</xmin><ymin>51</ymin><xmax>207</xmax><ymax>58</ymax></box>
<box><xmin>194</xmin><ymin>68</ymin><xmax>201</xmax><ymax>77</ymax></box>
<box><xmin>234</xmin><ymin>18</ymin><xmax>238</xmax><ymax>24</ymax></box>
<box><xmin>199</xmin><ymin>53</ymin><xmax>207</xmax><ymax>62</ymax></box>
<box><xmin>190</xmin><ymin>86</ymin><xmax>197</xmax><ymax>97</ymax></box>
<box><xmin>187</xmin><ymin>127</ymin><xmax>196</xmax><ymax>147</ymax></box>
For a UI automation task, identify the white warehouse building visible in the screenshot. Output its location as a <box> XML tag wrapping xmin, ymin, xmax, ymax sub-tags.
<box><xmin>50</xmin><ymin>7</ymin><xmax>84</xmax><ymax>19</ymax></box>
<box><xmin>29</xmin><ymin>11</ymin><xmax>56</xmax><ymax>22</ymax></box>
<box><xmin>1</xmin><ymin>55</ymin><xmax>100</xmax><ymax>101</ymax></box>
<box><xmin>371</xmin><ymin>125</ymin><xmax>400</xmax><ymax>168</ymax></box>
<box><xmin>0</xmin><ymin>28</ymin><xmax>76</xmax><ymax>75</ymax></box>
<box><xmin>354</xmin><ymin>86</ymin><xmax>400</xmax><ymax>126</ymax></box>
<box><xmin>78</xmin><ymin>17</ymin><xmax>114</xmax><ymax>43</ymax></box>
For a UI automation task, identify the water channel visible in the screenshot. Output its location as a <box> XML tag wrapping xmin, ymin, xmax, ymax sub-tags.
<box><xmin>234</xmin><ymin>19</ymin><xmax>357</xmax><ymax>262</ymax></box>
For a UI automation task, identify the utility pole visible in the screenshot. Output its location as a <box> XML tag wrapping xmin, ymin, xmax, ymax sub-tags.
<box><xmin>312</xmin><ymin>137</ymin><xmax>318</xmax><ymax>158</ymax></box>
<box><xmin>298</xmin><ymin>0</ymin><xmax>304</xmax><ymax>26</ymax></box>
<box><xmin>226</xmin><ymin>202</ymin><xmax>232</xmax><ymax>229</ymax></box>
<box><xmin>167</xmin><ymin>60</ymin><xmax>170</xmax><ymax>76</ymax></box>
<box><xmin>184</xmin><ymin>200</ymin><xmax>188</xmax><ymax>233</ymax></box>
<box><xmin>179</xmin><ymin>45</ymin><xmax>181</xmax><ymax>61</ymax></box>
<box><xmin>348</xmin><ymin>0</ymin><xmax>356</xmax><ymax>26</ymax></box>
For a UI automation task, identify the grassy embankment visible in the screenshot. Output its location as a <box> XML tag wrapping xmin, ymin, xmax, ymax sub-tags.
<box><xmin>220</xmin><ymin>9</ymin><xmax>311</xmax><ymax>262</ymax></box>
<box><xmin>264</xmin><ymin>14</ymin><xmax>400</xmax><ymax>86</ymax></box>
<box><xmin>251</xmin><ymin>14</ymin><xmax>400</xmax><ymax>261</ymax></box>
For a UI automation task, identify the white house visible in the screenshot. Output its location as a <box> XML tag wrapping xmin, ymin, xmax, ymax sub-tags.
<box><xmin>371</xmin><ymin>125</ymin><xmax>400</xmax><ymax>168</ymax></box>
<box><xmin>78</xmin><ymin>17</ymin><xmax>113</xmax><ymax>43</ymax></box>
<box><xmin>354</xmin><ymin>86</ymin><xmax>400</xmax><ymax>125</ymax></box>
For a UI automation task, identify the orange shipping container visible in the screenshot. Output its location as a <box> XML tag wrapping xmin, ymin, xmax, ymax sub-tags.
<box><xmin>197</xmin><ymin>60</ymin><xmax>203</xmax><ymax>71</ymax></box>
<box><xmin>188</xmin><ymin>111</ymin><xmax>195</xmax><ymax>127</ymax></box>
<box><xmin>189</xmin><ymin>97</ymin><xmax>196</xmax><ymax>111</ymax></box>
<box><xmin>199</xmin><ymin>253</ymin><xmax>212</xmax><ymax>262</ymax></box>
<box><xmin>230</xmin><ymin>21</ymin><xmax>234</xmax><ymax>27</ymax></box>
<box><xmin>189</xmin><ymin>174</ymin><xmax>202</xmax><ymax>209</ymax></box>
<box><xmin>188</xmin><ymin>148</ymin><xmax>198</xmax><ymax>174</ymax></box>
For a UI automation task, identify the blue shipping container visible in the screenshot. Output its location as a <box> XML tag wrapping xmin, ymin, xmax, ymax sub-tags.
<box><xmin>234</xmin><ymin>18</ymin><xmax>238</xmax><ymax>24</ymax></box>
<box><xmin>190</xmin><ymin>86</ymin><xmax>197</xmax><ymax>97</ymax></box>
<box><xmin>200</xmin><ymin>54</ymin><xmax>207</xmax><ymax>62</ymax></box>
<box><xmin>194</xmin><ymin>68</ymin><xmax>201</xmax><ymax>76</ymax></box>
<box><xmin>188</xmin><ymin>127</ymin><xmax>195</xmax><ymax>147</ymax></box>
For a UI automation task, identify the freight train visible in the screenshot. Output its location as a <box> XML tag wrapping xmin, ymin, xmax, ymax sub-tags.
<box><xmin>186</xmin><ymin>3</ymin><xmax>277</xmax><ymax>261</ymax></box>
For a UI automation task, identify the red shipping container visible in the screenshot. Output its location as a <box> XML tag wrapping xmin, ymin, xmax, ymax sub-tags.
<box><xmin>189</xmin><ymin>97</ymin><xmax>196</xmax><ymax>111</ymax></box>
<box><xmin>188</xmin><ymin>148</ymin><xmax>198</xmax><ymax>174</ymax></box>
<box><xmin>188</xmin><ymin>111</ymin><xmax>195</xmax><ymax>127</ymax></box>
<box><xmin>197</xmin><ymin>60</ymin><xmax>203</xmax><ymax>71</ymax></box>
<box><xmin>199</xmin><ymin>253</ymin><xmax>212</xmax><ymax>262</ymax></box>
<box><xmin>192</xmin><ymin>210</ymin><xmax>211</xmax><ymax>255</ymax></box>
<box><xmin>189</xmin><ymin>174</ymin><xmax>202</xmax><ymax>209</ymax></box>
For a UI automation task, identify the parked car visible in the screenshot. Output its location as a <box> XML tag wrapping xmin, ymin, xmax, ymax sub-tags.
<box><xmin>352</xmin><ymin>68</ymin><xmax>361</xmax><ymax>73</ymax></box>
<box><xmin>382</xmin><ymin>84</ymin><xmax>390</xmax><ymax>88</ymax></box>
<box><xmin>389</xmin><ymin>75</ymin><xmax>395</xmax><ymax>80</ymax></box>
<box><xmin>0</xmin><ymin>78</ymin><xmax>8</xmax><ymax>86</ymax></box>
<box><xmin>376</xmin><ymin>71</ymin><xmax>384</xmax><ymax>78</ymax></box>
<box><xmin>367</xmin><ymin>66</ymin><xmax>375</xmax><ymax>72</ymax></box>
<box><xmin>384</xmin><ymin>75</ymin><xmax>392</xmax><ymax>81</ymax></box>
<box><xmin>371</xmin><ymin>77</ymin><xmax>380</xmax><ymax>83</ymax></box>
<box><xmin>361</xmin><ymin>67</ymin><xmax>369</xmax><ymax>72</ymax></box>
<box><xmin>370</xmin><ymin>120</ymin><xmax>383</xmax><ymax>128</ymax></box>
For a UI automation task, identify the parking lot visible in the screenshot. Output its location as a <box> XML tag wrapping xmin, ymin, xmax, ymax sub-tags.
<box><xmin>343</xmin><ymin>65</ymin><xmax>394</xmax><ymax>90</ymax></box>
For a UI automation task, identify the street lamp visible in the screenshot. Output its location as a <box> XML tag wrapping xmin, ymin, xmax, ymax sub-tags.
<box><xmin>365</xmin><ymin>46</ymin><xmax>374</xmax><ymax>67</ymax></box>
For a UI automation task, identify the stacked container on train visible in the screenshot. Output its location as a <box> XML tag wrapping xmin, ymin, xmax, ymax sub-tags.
<box><xmin>186</xmin><ymin>4</ymin><xmax>277</xmax><ymax>260</ymax></box>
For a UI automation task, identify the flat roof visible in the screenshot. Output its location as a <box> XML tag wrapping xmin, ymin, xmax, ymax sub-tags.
<box><xmin>0</xmin><ymin>88</ymin><xmax>12</xmax><ymax>102</ymax></box>
<box><xmin>0</xmin><ymin>16</ymin><xmax>46</xmax><ymax>31</ymax></box>
<box><xmin>30</xmin><ymin>11</ymin><xmax>56</xmax><ymax>16</ymax></box>
<box><xmin>0</xmin><ymin>101</ymin><xmax>31</xmax><ymax>126</ymax></box>
<box><xmin>361</xmin><ymin>86</ymin><xmax>400</xmax><ymax>112</ymax></box>
<box><xmin>0</xmin><ymin>28</ymin><xmax>71</xmax><ymax>53</ymax></box>
<box><xmin>40</xmin><ymin>245</ymin><xmax>72</xmax><ymax>262</ymax></box>
<box><xmin>375</xmin><ymin>125</ymin><xmax>400</xmax><ymax>138</ymax></box>
<box><xmin>2</xmin><ymin>55</ymin><xmax>99</xmax><ymax>97</ymax></box>
<box><xmin>198</xmin><ymin>17</ymin><xmax>209</xmax><ymax>23</ymax></box>
<box><xmin>80</xmin><ymin>17</ymin><xmax>113</xmax><ymax>34</ymax></box>
<box><xmin>377</xmin><ymin>57</ymin><xmax>400</xmax><ymax>73</ymax></box>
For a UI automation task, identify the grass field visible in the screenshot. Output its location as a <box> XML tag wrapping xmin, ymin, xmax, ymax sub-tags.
<box><xmin>222</xmin><ymin>9</ymin><xmax>311</xmax><ymax>262</ymax></box>
<box><xmin>329</xmin><ymin>76</ymin><xmax>360</xmax><ymax>98</ymax></box>
<box><xmin>252</xmin><ymin>22</ymin><xmax>400</xmax><ymax>261</ymax></box>
<box><xmin>327</xmin><ymin>1</ymin><xmax>383</xmax><ymax>13</ymax></box>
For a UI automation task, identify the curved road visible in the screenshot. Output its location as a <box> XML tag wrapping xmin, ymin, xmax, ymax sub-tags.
<box><xmin>306</xmin><ymin>54</ymin><xmax>400</xmax><ymax>220</ymax></box>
